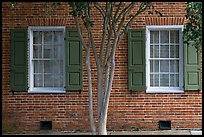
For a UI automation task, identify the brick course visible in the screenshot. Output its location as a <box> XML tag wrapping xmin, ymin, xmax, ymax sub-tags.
<box><xmin>2</xmin><ymin>2</ymin><xmax>202</xmax><ymax>133</ymax></box>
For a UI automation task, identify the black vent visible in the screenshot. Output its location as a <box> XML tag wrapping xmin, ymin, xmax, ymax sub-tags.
<box><xmin>40</xmin><ymin>121</ymin><xmax>52</xmax><ymax>130</ymax></box>
<box><xmin>159</xmin><ymin>121</ymin><xmax>171</xmax><ymax>130</ymax></box>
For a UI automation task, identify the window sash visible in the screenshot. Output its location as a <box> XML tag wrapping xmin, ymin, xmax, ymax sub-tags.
<box><xmin>28</xmin><ymin>27</ymin><xmax>66</xmax><ymax>93</ymax></box>
<box><xmin>146</xmin><ymin>26</ymin><xmax>184</xmax><ymax>93</ymax></box>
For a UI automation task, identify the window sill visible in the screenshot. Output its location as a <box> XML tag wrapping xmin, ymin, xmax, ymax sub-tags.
<box><xmin>28</xmin><ymin>91</ymin><xmax>66</xmax><ymax>94</ymax></box>
<box><xmin>146</xmin><ymin>88</ymin><xmax>184</xmax><ymax>93</ymax></box>
<box><xmin>28</xmin><ymin>88</ymin><xmax>66</xmax><ymax>94</ymax></box>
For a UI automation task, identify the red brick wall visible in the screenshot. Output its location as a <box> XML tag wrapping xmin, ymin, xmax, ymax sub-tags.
<box><xmin>2</xmin><ymin>2</ymin><xmax>202</xmax><ymax>133</ymax></box>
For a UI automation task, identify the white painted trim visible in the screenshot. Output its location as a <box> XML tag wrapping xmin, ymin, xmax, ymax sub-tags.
<box><xmin>146</xmin><ymin>89</ymin><xmax>184</xmax><ymax>94</ymax></box>
<box><xmin>29</xmin><ymin>91</ymin><xmax>66</xmax><ymax>94</ymax></box>
<box><xmin>146</xmin><ymin>87</ymin><xmax>184</xmax><ymax>93</ymax></box>
<box><xmin>146</xmin><ymin>27</ymin><xmax>150</xmax><ymax>89</ymax></box>
<box><xmin>179</xmin><ymin>28</ymin><xmax>184</xmax><ymax>91</ymax></box>
<box><xmin>146</xmin><ymin>25</ymin><xmax>184</xmax><ymax>30</ymax></box>
<box><xmin>28</xmin><ymin>88</ymin><xmax>66</xmax><ymax>94</ymax></box>
<box><xmin>146</xmin><ymin>25</ymin><xmax>184</xmax><ymax>93</ymax></box>
<box><xmin>28</xmin><ymin>26</ymin><xmax>66</xmax><ymax>93</ymax></box>
<box><xmin>28</xmin><ymin>26</ymin><xmax>66</xmax><ymax>31</ymax></box>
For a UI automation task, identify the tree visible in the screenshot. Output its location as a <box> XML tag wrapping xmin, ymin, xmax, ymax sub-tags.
<box><xmin>68</xmin><ymin>2</ymin><xmax>161</xmax><ymax>135</ymax></box>
<box><xmin>9</xmin><ymin>2</ymin><xmax>160</xmax><ymax>135</ymax></box>
<box><xmin>184</xmin><ymin>2</ymin><xmax>202</xmax><ymax>51</ymax></box>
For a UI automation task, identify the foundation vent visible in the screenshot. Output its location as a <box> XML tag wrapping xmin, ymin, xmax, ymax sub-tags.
<box><xmin>40</xmin><ymin>121</ymin><xmax>52</xmax><ymax>130</ymax></box>
<box><xmin>159</xmin><ymin>120</ymin><xmax>171</xmax><ymax>130</ymax></box>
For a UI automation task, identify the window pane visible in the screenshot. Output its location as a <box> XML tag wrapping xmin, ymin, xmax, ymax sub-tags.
<box><xmin>33</xmin><ymin>31</ymin><xmax>42</xmax><ymax>44</ymax></box>
<box><xmin>160</xmin><ymin>31</ymin><xmax>169</xmax><ymax>43</ymax></box>
<box><xmin>44</xmin><ymin>31</ymin><xmax>52</xmax><ymax>44</ymax></box>
<box><xmin>175</xmin><ymin>45</ymin><xmax>179</xmax><ymax>58</ymax></box>
<box><xmin>150</xmin><ymin>31</ymin><xmax>159</xmax><ymax>43</ymax></box>
<box><xmin>34</xmin><ymin>74</ymin><xmax>43</xmax><ymax>87</ymax></box>
<box><xmin>170</xmin><ymin>74</ymin><xmax>179</xmax><ymax>87</ymax></box>
<box><xmin>160</xmin><ymin>45</ymin><xmax>169</xmax><ymax>58</ymax></box>
<box><xmin>54</xmin><ymin>45</ymin><xmax>63</xmax><ymax>59</ymax></box>
<box><xmin>150</xmin><ymin>45</ymin><xmax>153</xmax><ymax>58</ymax></box>
<box><xmin>44</xmin><ymin>74</ymin><xmax>53</xmax><ymax>87</ymax></box>
<box><xmin>170</xmin><ymin>30</ymin><xmax>179</xmax><ymax>43</ymax></box>
<box><xmin>150</xmin><ymin>74</ymin><xmax>153</xmax><ymax>86</ymax></box>
<box><xmin>34</xmin><ymin>60</ymin><xmax>43</xmax><ymax>73</ymax></box>
<box><xmin>150</xmin><ymin>60</ymin><xmax>159</xmax><ymax>73</ymax></box>
<box><xmin>160</xmin><ymin>60</ymin><xmax>169</xmax><ymax>72</ymax></box>
<box><xmin>55</xmin><ymin>60</ymin><xmax>63</xmax><ymax>73</ymax></box>
<box><xmin>175</xmin><ymin>74</ymin><xmax>179</xmax><ymax>87</ymax></box>
<box><xmin>33</xmin><ymin>45</ymin><xmax>42</xmax><ymax>58</ymax></box>
<box><xmin>54</xmin><ymin>31</ymin><xmax>63</xmax><ymax>44</ymax></box>
<box><xmin>150</xmin><ymin>74</ymin><xmax>159</xmax><ymax>86</ymax></box>
<box><xmin>54</xmin><ymin>75</ymin><xmax>63</xmax><ymax>87</ymax></box>
<box><xmin>44</xmin><ymin>45</ymin><xmax>54</xmax><ymax>58</ymax></box>
<box><xmin>150</xmin><ymin>60</ymin><xmax>153</xmax><ymax>72</ymax></box>
<box><xmin>44</xmin><ymin>60</ymin><xmax>52</xmax><ymax>73</ymax></box>
<box><xmin>153</xmin><ymin>45</ymin><xmax>159</xmax><ymax>58</ymax></box>
<box><xmin>53</xmin><ymin>60</ymin><xmax>64</xmax><ymax>87</ymax></box>
<box><xmin>170</xmin><ymin>45</ymin><xmax>179</xmax><ymax>58</ymax></box>
<box><xmin>170</xmin><ymin>60</ymin><xmax>179</xmax><ymax>73</ymax></box>
<box><xmin>160</xmin><ymin>74</ymin><xmax>169</xmax><ymax>86</ymax></box>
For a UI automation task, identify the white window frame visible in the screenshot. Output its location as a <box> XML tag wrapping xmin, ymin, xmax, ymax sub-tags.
<box><xmin>28</xmin><ymin>26</ymin><xmax>66</xmax><ymax>93</ymax></box>
<box><xmin>146</xmin><ymin>25</ymin><xmax>184</xmax><ymax>93</ymax></box>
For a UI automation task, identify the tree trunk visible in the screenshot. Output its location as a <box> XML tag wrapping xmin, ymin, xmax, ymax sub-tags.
<box><xmin>98</xmin><ymin>119</ymin><xmax>107</xmax><ymax>135</ymax></box>
<box><xmin>97</xmin><ymin>65</ymin><xmax>103</xmax><ymax>133</ymax></box>
<box><xmin>85</xmin><ymin>47</ymin><xmax>96</xmax><ymax>135</ymax></box>
<box><xmin>98</xmin><ymin>57</ymin><xmax>115</xmax><ymax>135</ymax></box>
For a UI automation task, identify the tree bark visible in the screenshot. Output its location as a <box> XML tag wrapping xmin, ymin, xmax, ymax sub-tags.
<box><xmin>99</xmin><ymin>57</ymin><xmax>115</xmax><ymax>135</ymax></box>
<box><xmin>86</xmin><ymin>47</ymin><xmax>97</xmax><ymax>135</ymax></box>
<box><xmin>97</xmin><ymin>65</ymin><xmax>103</xmax><ymax>133</ymax></box>
<box><xmin>69</xmin><ymin>2</ymin><xmax>156</xmax><ymax>135</ymax></box>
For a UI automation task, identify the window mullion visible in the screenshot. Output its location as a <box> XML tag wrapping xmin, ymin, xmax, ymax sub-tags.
<box><xmin>153</xmin><ymin>32</ymin><xmax>155</xmax><ymax>86</ymax></box>
<box><xmin>169</xmin><ymin>30</ymin><xmax>170</xmax><ymax>87</ymax></box>
<box><xmin>52</xmin><ymin>31</ymin><xmax>54</xmax><ymax>88</ymax></box>
<box><xmin>42</xmin><ymin>31</ymin><xmax>44</xmax><ymax>87</ymax></box>
<box><xmin>63</xmin><ymin>32</ymin><xmax>65</xmax><ymax>88</ymax></box>
<box><xmin>158</xmin><ymin>30</ymin><xmax>160</xmax><ymax>87</ymax></box>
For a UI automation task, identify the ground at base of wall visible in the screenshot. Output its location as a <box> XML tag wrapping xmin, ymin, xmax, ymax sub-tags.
<box><xmin>2</xmin><ymin>129</ymin><xmax>202</xmax><ymax>135</ymax></box>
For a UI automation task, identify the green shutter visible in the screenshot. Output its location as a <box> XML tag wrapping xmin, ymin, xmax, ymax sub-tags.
<box><xmin>128</xmin><ymin>29</ymin><xmax>146</xmax><ymax>91</ymax></box>
<box><xmin>184</xmin><ymin>41</ymin><xmax>201</xmax><ymax>90</ymax></box>
<box><xmin>66</xmin><ymin>28</ymin><xmax>83</xmax><ymax>90</ymax></box>
<box><xmin>10</xmin><ymin>29</ymin><xmax>28</xmax><ymax>91</ymax></box>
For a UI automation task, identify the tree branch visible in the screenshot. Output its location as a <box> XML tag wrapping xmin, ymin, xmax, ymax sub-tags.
<box><xmin>115</xmin><ymin>2</ymin><xmax>133</xmax><ymax>24</ymax></box>
<box><xmin>94</xmin><ymin>2</ymin><xmax>105</xmax><ymax>18</ymax></box>
<box><xmin>71</xmin><ymin>4</ymin><xmax>87</xmax><ymax>50</ymax></box>
<box><xmin>117</xmin><ymin>2</ymin><xmax>136</xmax><ymax>35</ymax></box>
<box><xmin>103</xmin><ymin>18</ymin><xmax>113</xmax><ymax>68</ymax></box>
<box><xmin>86</xmin><ymin>46</ymin><xmax>97</xmax><ymax>135</ymax></box>
<box><xmin>99</xmin><ymin>2</ymin><xmax>109</xmax><ymax>64</ymax></box>
<box><xmin>118</xmin><ymin>2</ymin><xmax>152</xmax><ymax>47</ymax></box>
<box><xmin>83</xmin><ymin>7</ymin><xmax>99</xmax><ymax>66</ymax></box>
<box><xmin>127</xmin><ymin>2</ymin><xmax>151</xmax><ymax>28</ymax></box>
<box><xmin>113</xmin><ymin>2</ymin><xmax>122</xmax><ymax>22</ymax></box>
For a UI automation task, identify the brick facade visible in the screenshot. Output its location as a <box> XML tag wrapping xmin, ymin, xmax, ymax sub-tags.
<box><xmin>2</xmin><ymin>2</ymin><xmax>202</xmax><ymax>133</ymax></box>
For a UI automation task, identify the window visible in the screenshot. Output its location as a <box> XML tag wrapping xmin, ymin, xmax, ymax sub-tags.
<box><xmin>28</xmin><ymin>27</ymin><xmax>66</xmax><ymax>93</ymax></box>
<box><xmin>146</xmin><ymin>26</ymin><xmax>184</xmax><ymax>93</ymax></box>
